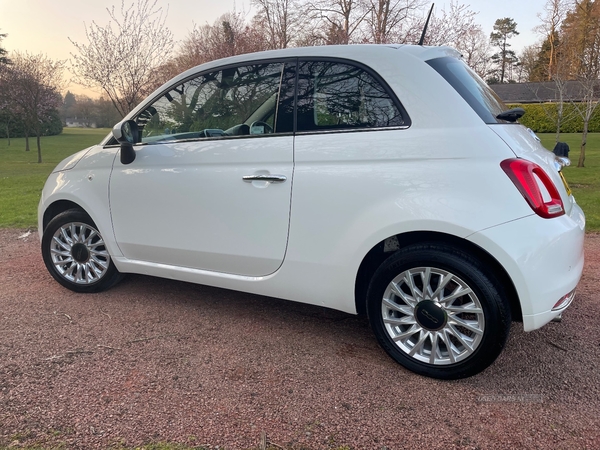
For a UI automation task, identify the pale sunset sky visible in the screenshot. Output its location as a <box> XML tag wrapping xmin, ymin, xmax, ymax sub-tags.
<box><xmin>0</xmin><ymin>0</ymin><xmax>548</xmax><ymax>97</ymax></box>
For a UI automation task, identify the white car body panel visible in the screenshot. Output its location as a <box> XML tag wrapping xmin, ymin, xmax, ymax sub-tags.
<box><xmin>38</xmin><ymin>146</ymin><xmax>122</xmax><ymax>259</ymax></box>
<box><xmin>468</xmin><ymin>204</ymin><xmax>585</xmax><ymax>331</ymax></box>
<box><xmin>109</xmin><ymin>135</ymin><xmax>293</xmax><ymax>277</ymax></box>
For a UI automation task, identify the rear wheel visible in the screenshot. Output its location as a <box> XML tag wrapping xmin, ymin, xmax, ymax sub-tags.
<box><xmin>42</xmin><ymin>210</ymin><xmax>123</xmax><ymax>293</ymax></box>
<box><xmin>367</xmin><ymin>243</ymin><xmax>511</xmax><ymax>379</ymax></box>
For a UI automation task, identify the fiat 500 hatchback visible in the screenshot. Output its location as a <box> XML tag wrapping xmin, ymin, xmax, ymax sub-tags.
<box><xmin>39</xmin><ymin>45</ymin><xmax>585</xmax><ymax>379</ymax></box>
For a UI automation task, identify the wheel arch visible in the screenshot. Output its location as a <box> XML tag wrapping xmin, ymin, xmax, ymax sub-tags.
<box><xmin>354</xmin><ymin>231</ymin><xmax>522</xmax><ymax>321</ymax></box>
<box><xmin>42</xmin><ymin>200</ymin><xmax>90</xmax><ymax>232</ymax></box>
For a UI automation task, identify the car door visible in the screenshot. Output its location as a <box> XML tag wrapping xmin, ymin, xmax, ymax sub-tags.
<box><xmin>109</xmin><ymin>61</ymin><xmax>296</xmax><ymax>277</ymax></box>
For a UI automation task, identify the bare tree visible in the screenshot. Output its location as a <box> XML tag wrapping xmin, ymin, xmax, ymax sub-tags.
<box><xmin>550</xmin><ymin>44</ymin><xmax>582</xmax><ymax>144</ymax></box>
<box><xmin>70</xmin><ymin>0</ymin><xmax>174</xmax><ymax>118</ymax></box>
<box><xmin>292</xmin><ymin>8</ymin><xmax>335</xmax><ymax>46</ymax></box>
<box><xmin>425</xmin><ymin>2</ymin><xmax>493</xmax><ymax>79</ymax></box>
<box><xmin>523</xmin><ymin>1</ymin><xmax>576</xmax><ymax>142</ymax></box>
<box><xmin>573</xmin><ymin>76</ymin><xmax>600</xmax><ymax>167</ymax></box>
<box><xmin>5</xmin><ymin>52</ymin><xmax>64</xmax><ymax>163</ymax></box>
<box><xmin>518</xmin><ymin>43</ymin><xmax>542</xmax><ymax>81</ymax></box>
<box><xmin>426</xmin><ymin>2</ymin><xmax>476</xmax><ymax>45</ymax></box>
<box><xmin>522</xmin><ymin>74</ymin><xmax>577</xmax><ymax>144</ymax></box>
<box><xmin>307</xmin><ymin>0</ymin><xmax>372</xmax><ymax>44</ymax></box>
<box><xmin>364</xmin><ymin>0</ymin><xmax>425</xmax><ymax>44</ymax></box>
<box><xmin>0</xmin><ymin>30</ymin><xmax>10</xmax><ymax>65</ymax></box>
<box><xmin>0</xmin><ymin>69</ymin><xmax>15</xmax><ymax>145</ymax></box>
<box><xmin>251</xmin><ymin>0</ymin><xmax>303</xmax><ymax>49</ymax></box>
<box><xmin>534</xmin><ymin>0</ymin><xmax>573</xmax><ymax>80</ymax></box>
<box><xmin>0</xmin><ymin>30</ymin><xmax>15</xmax><ymax>144</ymax></box>
<box><xmin>523</xmin><ymin>40</ymin><xmax>578</xmax><ymax>143</ymax></box>
<box><xmin>148</xmin><ymin>10</ymin><xmax>269</xmax><ymax>94</ymax></box>
<box><xmin>73</xmin><ymin>95</ymin><xmax>98</xmax><ymax>127</ymax></box>
<box><xmin>552</xmin><ymin>78</ymin><xmax>573</xmax><ymax>143</ymax></box>
<box><xmin>184</xmin><ymin>12</ymin><xmax>268</xmax><ymax>64</ymax></box>
<box><xmin>560</xmin><ymin>0</ymin><xmax>600</xmax><ymax>166</ymax></box>
<box><xmin>95</xmin><ymin>97</ymin><xmax>125</xmax><ymax>127</ymax></box>
<box><xmin>461</xmin><ymin>28</ymin><xmax>494</xmax><ymax>80</ymax></box>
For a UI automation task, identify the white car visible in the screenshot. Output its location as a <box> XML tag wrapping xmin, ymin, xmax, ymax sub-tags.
<box><xmin>38</xmin><ymin>45</ymin><xmax>585</xmax><ymax>379</ymax></box>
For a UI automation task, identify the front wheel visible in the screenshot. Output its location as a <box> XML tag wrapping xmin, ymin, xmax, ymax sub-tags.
<box><xmin>42</xmin><ymin>210</ymin><xmax>123</xmax><ymax>293</ymax></box>
<box><xmin>366</xmin><ymin>243</ymin><xmax>511</xmax><ymax>379</ymax></box>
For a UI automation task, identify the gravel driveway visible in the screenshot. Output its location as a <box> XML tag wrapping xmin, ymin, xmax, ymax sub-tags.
<box><xmin>1</xmin><ymin>229</ymin><xmax>599</xmax><ymax>449</ymax></box>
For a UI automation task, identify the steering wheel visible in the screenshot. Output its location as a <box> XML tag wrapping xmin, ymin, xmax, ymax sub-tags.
<box><xmin>249</xmin><ymin>121</ymin><xmax>273</xmax><ymax>135</ymax></box>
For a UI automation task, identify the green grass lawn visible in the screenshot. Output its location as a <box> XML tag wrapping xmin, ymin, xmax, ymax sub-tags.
<box><xmin>539</xmin><ymin>133</ymin><xmax>600</xmax><ymax>230</ymax></box>
<box><xmin>0</xmin><ymin>129</ymin><xmax>598</xmax><ymax>230</ymax></box>
<box><xmin>0</xmin><ymin>128</ymin><xmax>110</xmax><ymax>228</ymax></box>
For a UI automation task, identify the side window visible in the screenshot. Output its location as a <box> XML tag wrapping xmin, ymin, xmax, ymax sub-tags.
<box><xmin>135</xmin><ymin>62</ymin><xmax>291</xmax><ymax>143</ymax></box>
<box><xmin>296</xmin><ymin>61</ymin><xmax>405</xmax><ymax>132</ymax></box>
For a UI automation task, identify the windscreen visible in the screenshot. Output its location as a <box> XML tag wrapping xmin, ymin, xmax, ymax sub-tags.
<box><xmin>426</xmin><ymin>56</ymin><xmax>509</xmax><ymax>124</ymax></box>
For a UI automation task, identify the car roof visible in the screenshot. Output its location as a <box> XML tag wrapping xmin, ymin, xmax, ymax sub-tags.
<box><xmin>171</xmin><ymin>44</ymin><xmax>461</xmax><ymax>83</ymax></box>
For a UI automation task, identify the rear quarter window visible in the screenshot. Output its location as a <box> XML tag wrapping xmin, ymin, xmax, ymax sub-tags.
<box><xmin>295</xmin><ymin>60</ymin><xmax>407</xmax><ymax>132</ymax></box>
<box><xmin>426</xmin><ymin>56</ymin><xmax>508</xmax><ymax>124</ymax></box>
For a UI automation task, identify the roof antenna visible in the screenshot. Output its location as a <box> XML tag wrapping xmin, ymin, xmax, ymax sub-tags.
<box><xmin>418</xmin><ymin>3</ymin><xmax>435</xmax><ymax>46</ymax></box>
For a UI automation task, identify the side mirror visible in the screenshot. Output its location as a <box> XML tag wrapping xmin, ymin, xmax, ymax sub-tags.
<box><xmin>112</xmin><ymin>120</ymin><xmax>139</xmax><ymax>165</ymax></box>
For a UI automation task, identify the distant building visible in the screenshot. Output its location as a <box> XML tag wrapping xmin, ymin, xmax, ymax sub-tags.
<box><xmin>490</xmin><ymin>81</ymin><xmax>594</xmax><ymax>104</ymax></box>
<box><xmin>65</xmin><ymin>117</ymin><xmax>97</xmax><ymax>128</ymax></box>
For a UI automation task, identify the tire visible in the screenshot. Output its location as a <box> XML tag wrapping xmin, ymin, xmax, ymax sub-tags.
<box><xmin>366</xmin><ymin>243</ymin><xmax>511</xmax><ymax>380</ymax></box>
<box><xmin>42</xmin><ymin>209</ymin><xmax>123</xmax><ymax>293</ymax></box>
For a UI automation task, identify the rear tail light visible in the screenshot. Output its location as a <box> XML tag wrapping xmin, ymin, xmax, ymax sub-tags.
<box><xmin>501</xmin><ymin>158</ymin><xmax>565</xmax><ymax>219</ymax></box>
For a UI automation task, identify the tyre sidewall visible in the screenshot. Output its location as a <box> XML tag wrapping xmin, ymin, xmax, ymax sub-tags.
<box><xmin>366</xmin><ymin>244</ymin><xmax>511</xmax><ymax>380</ymax></box>
<box><xmin>41</xmin><ymin>209</ymin><xmax>121</xmax><ymax>293</ymax></box>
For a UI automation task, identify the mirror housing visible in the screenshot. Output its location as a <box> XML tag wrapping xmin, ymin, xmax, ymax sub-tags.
<box><xmin>112</xmin><ymin>120</ymin><xmax>139</xmax><ymax>165</ymax></box>
<box><xmin>496</xmin><ymin>107</ymin><xmax>525</xmax><ymax>123</ymax></box>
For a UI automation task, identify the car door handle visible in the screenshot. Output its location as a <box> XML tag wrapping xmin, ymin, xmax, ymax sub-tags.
<box><xmin>242</xmin><ymin>174</ymin><xmax>287</xmax><ymax>183</ymax></box>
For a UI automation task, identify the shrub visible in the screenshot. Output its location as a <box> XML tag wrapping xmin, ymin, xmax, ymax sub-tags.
<box><xmin>510</xmin><ymin>103</ymin><xmax>600</xmax><ymax>133</ymax></box>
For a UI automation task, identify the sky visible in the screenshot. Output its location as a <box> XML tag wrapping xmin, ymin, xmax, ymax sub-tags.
<box><xmin>0</xmin><ymin>0</ymin><xmax>548</xmax><ymax>97</ymax></box>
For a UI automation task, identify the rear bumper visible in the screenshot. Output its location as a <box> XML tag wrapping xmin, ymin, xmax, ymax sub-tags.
<box><xmin>468</xmin><ymin>202</ymin><xmax>585</xmax><ymax>332</ymax></box>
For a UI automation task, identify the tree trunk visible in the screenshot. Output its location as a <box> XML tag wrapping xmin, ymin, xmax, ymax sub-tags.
<box><xmin>500</xmin><ymin>40</ymin><xmax>507</xmax><ymax>83</ymax></box>
<box><xmin>5</xmin><ymin>124</ymin><xmax>9</xmax><ymax>146</ymax></box>
<box><xmin>578</xmin><ymin>121</ymin><xmax>588</xmax><ymax>168</ymax></box>
<box><xmin>25</xmin><ymin>129</ymin><xmax>30</xmax><ymax>151</ymax></box>
<box><xmin>548</xmin><ymin>33</ymin><xmax>555</xmax><ymax>81</ymax></box>
<box><xmin>36</xmin><ymin>133</ymin><xmax>42</xmax><ymax>163</ymax></box>
<box><xmin>555</xmin><ymin>97</ymin><xmax>563</xmax><ymax>144</ymax></box>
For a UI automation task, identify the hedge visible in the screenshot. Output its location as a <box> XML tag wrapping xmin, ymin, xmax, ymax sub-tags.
<box><xmin>508</xmin><ymin>102</ymin><xmax>600</xmax><ymax>133</ymax></box>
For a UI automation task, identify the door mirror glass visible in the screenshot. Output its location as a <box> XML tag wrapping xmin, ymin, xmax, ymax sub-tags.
<box><xmin>112</xmin><ymin>120</ymin><xmax>139</xmax><ymax>144</ymax></box>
